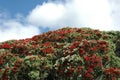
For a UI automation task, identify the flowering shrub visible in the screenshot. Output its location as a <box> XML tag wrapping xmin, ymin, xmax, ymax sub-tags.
<box><xmin>0</xmin><ymin>27</ymin><xmax>120</xmax><ymax>80</ymax></box>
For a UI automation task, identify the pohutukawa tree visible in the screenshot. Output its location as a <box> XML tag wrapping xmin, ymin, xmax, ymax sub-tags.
<box><xmin>0</xmin><ymin>27</ymin><xmax>120</xmax><ymax>80</ymax></box>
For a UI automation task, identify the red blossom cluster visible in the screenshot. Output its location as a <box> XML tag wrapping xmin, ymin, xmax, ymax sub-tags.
<box><xmin>104</xmin><ymin>67</ymin><xmax>120</xmax><ymax>79</ymax></box>
<box><xmin>0</xmin><ymin>27</ymin><xmax>120</xmax><ymax>80</ymax></box>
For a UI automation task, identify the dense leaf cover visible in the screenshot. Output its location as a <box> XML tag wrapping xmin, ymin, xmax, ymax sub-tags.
<box><xmin>0</xmin><ymin>27</ymin><xmax>120</xmax><ymax>80</ymax></box>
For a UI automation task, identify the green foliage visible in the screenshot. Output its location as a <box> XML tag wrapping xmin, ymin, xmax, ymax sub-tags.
<box><xmin>0</xmin><ymin>27</ymin><xmax>120</xmax><ymax>80</ymax></box>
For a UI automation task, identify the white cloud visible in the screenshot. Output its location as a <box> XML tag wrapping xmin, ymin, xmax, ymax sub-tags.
<box><xmin>0</xmin><ymin>0</ymin><xmax>120</xmax><ymax>42</ymax></box>
<box><xmin>27</xmin><ymin>2</ymin><xmax>65</xmax><ymax>29</ymax></box>
<box><xmin>27</xmin><ymin>0</ymin><xmax>115</xmax><ymax>31</ymax></box>
<box><xmin>109</xmin><ymin>0</ymin><xmax>120</xmax><ymax>30</ymax></box>
<box><xmin>0</xmin><ymin>13</ymin><xmax>40</xmax><ymax>42</ymax></box>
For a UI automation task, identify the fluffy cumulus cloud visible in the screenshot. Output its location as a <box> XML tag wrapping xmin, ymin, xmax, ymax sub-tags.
<box><xmin>0</xmin><ymin>13</ymin><xmax>40</xmax><ymax>42</ymax></box>
<box><xmin>27</xmin><ymin>0</ymin><xmax>115</xmax><ymax>30</ymax></box>
<box><xmin>109</xmin><ymin>0</ymin><xmax>120</xmax><ymax>29</ymax></box>
<box><xmin>0</xmin><ymin>0</ymin><xmax>120</xmax><ymax>42</ymax></box>
<box><xmin>27</xmin><ymin>2</ymin><xmax>65</xmax><ymax>28</ymax></box>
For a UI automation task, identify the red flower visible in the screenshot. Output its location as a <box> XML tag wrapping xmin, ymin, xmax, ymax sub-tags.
<box><xmin>90</xmin><ymin>46</ymin><xmax>98</xmax><ymax>52</ymax></box>
<box><xmin>77</xmin><ymin>66</ymin><xmax>82</xmax><ymax>73</ymax></box>
<box><xmin>2</xmin><ymin>75</ymin><xmax>8</xmax><ymax>80</ymax></box>
<box><xmin>0</xmin><ymin>69</ymin><xmax>2</xmax><ymax>73</ymax></box>
<box><xmin>12</xmin><ymin>66</ymin><xmax>18</xmax><ymax>73</ymax></box>
<box><xmin>79</xmin><ymin>48</ymin><xmax>86</xmax><ymax>56</ymax></box>
<box><xmin>2</xmin><ymin>68</ymin><xmax>9</xmax><ymax>80</ymax></box>
<box><xmin>104</xmin><ymin>68</ymin><xmax>120</xmax><ymax>77</ymax></box>
<box><xmin>87</xmin><ymin>67</ymin><xmax>94</xmax><ymax>73</ymax></box>
<box><xmin>111</xmin><ymin>77</ymin><xmax>117</xmax><ymax>80</ymax></box>
<box><xmin>38</xmin><ymin>54</ymin><xmax>42</xmax><ymax>58</ymax></box>
<box><xmin>43</xmin><ymin>47</ymin><xmax>54</xmax><ymax>54</ymax></box>
<box><xmin>0</xmin><ymin>59</ymin><xmax>5</xmax><ymax>65</ymax></box>
<box><xmin>42</xmin><ymin>42</ymin><xmax>51</xmax><ymax>46</ymax></box>
<box><xmin>83</xmin><ymin>40</ymin><xmax>88</xmax><ymax>46</ymax></box>
<box><xmin>104</xmin><ymin>55</ymin><xmax>109</xmax><ymax>61</ymax></box>
<box><xmin>84</xmin><ymin>55</ymin><xmax>89</xmax><ymax>61</ymax></box>
<box><xmin>84</xmin><ymin>72</ymin><xmax>94</xmax><ymax>79</ymax></box>
<box><xmin>0</xmin><ymin>43</ymin><xmax>11</xmax><ymax>49</ymax></box>
<box><xmin>70</xmin><ymin>45</ymin><xmax>76</xmax><ymax>50</ymax></box>
<box><xmin>68</xmin><ymin>68</ymin><xmax>75</xmax><ymax>76</ymax></box>
<box><xmin>102</xmin><ymin>35</ymin><xmax>107</xmax><ymax>39</ymax></box>
<box><xmin>24</xmin><ymin>38</ymin><xmax>30</xmax><ymax>42</ymax></box>
<box><xmin>84</xmin><ymin>54</ymin><xmax>102</xmax><ymax>68</ymax></box>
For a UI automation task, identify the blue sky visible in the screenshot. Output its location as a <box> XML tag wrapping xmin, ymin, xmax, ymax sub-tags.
<box><xmin>0</xmin><ymin>0</ymin><xmax>47</xmax><ymax>16</ymax></box>
<box><xmin>0</xmin><ymin>0</ymin><xmax>120</xmax><ymax>42</ymax></box>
